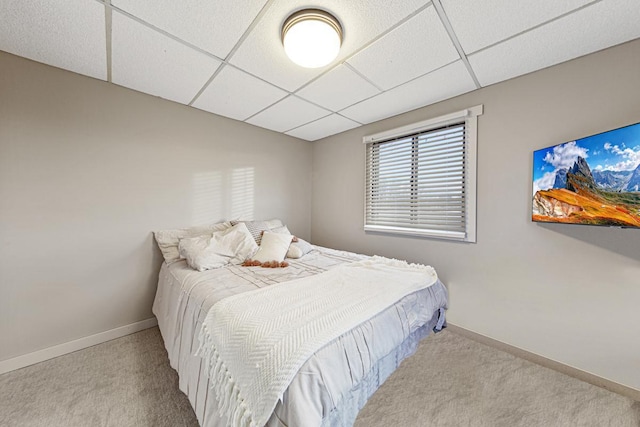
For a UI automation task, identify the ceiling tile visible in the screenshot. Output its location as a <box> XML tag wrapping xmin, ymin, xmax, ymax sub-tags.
<box><xmin>440</xmin><ymin>0</ymin><xmax>593</xmax><ymax>54</ymax></box>
<box><xmin>246</xmin><ymin>96</ymin><xmax>331</xmax><ymax>133</ymax></box>
<box><xmin>111</xmin><ymin>11</ymin><xmax>221</xmax><ymax>105</ymax></box>
<box><xmin>296</xmin><ymin>65</ymin><xmax>380</xmax><ymax>111</ymax></box>
<box><xmin>468</xmin><ymin>0</ymin><xmax>640</xmax><ymax>87</ymax></box>
<box><xmin>192</xmin><ymin>66</ymin><xmax>287</xmax><ymax>121</ymax></box>
<box><xmin>0</xmin><ymin>0</ymin><xmax>106</xmax><ymax>80</ymax></box>
<box><xmin>341</xmin><ymin>61</ymin><xmax>476</xmax><ymax>124</ymax></box>
<box><xmin>5</xmin><ymin>0</ymin><xmax>636</xmax><ymax>143</ymax></box>
<box><xmin>347</xmin><ymin>5</ymin><xmax>459</xmax><ymax>90</ymax></box>
<box><xmin>111</xmin><ymin>0</ymin><xmax>268</xmax><ymax>59</ymax></box>
<box><xmin>286</xmin><ymin>114</ymin><xmax>361</xmax><ymax>141</ymax></box>
<box><xmin>229</xmin><ymin>0</ymin><xmax>430</xmax><ymax>91</ymax></box>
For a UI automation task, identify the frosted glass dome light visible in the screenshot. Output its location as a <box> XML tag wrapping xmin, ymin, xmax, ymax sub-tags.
<box><xmin>282</xmin><ymin>9</ymin><xmax>342</xmax><ymax>68</ymax></box>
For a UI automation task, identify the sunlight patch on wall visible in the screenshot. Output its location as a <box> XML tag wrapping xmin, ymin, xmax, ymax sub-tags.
<box><xmin>230</xmin><ymin>167</ymin><xmax>255</xmax><ymax>220</ymax></box>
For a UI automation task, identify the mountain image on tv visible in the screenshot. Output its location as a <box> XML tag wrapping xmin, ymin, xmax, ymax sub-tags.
<box><xmin>532</xmin><ymin>122</ymin><xmax>640</xmax><ymax>228</ymax></box>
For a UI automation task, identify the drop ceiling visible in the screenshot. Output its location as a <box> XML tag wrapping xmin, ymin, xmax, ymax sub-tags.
<box><xmin>1</xmin><ymin>0</ymin><xmax>639</xmax><ymax>141</ymax></box>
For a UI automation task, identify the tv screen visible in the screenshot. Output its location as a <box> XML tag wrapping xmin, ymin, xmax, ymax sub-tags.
<box><xmin>532</xmin><ymin>122</ymin><xmax>640</xmax><ymax>228</ymax></box>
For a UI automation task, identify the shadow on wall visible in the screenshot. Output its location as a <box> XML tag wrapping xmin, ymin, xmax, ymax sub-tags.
<box><xmin>538</xmin><ymin>222</ymin><xmax>640</xmax><ymax>262</ymax></box>
<box><xmin>150</xmin><ymin>232</ymin><xmax>164</xmax><ymax>269</ymax></box>
<box><xmin>191</xmin><ymin>168</ymin><xmax>255</xmax><ymax>224</ymax></box>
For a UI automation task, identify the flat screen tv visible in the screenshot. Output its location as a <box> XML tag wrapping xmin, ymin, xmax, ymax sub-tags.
<box><xmin>532</xmin><ymin>122</ymin><xmax>640</xmax><ymax>228</ymax></box>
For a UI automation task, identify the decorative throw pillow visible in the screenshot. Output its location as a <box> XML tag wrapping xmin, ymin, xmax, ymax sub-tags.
<box><xmin>252</xmin><ymin>231</ymin><xmax>294</xmax><ymax>263</ymax></box>
<box><xmin>286</xmin><ymin>238</ymin><xmax>314</xmax><ymax>259</ymax></box>
<box><xmin>154</xmin><ymin>221</ymin><xmax>232</xmax><ymax>264</ymax></box>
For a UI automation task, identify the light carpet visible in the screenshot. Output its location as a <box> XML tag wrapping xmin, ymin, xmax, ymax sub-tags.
<box><xmin>0</xmin><ymin>327</ymin><xmax>638</xmax><ymax>426</ymax></box>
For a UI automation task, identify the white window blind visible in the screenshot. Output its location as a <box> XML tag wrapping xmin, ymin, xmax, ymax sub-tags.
<box><xmin>364</xmin><ymin>106</ymin><xmax>481</xmax><ymax>242</ymax></box>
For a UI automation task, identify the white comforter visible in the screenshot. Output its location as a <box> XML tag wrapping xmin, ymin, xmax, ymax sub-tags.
<box><xmin>152</xmin><ymin>246</ymin><xmax>448</xmax><ymax>427</ymax></box>
<box><xmin>198</xmin><ymin>257</ymin><xmax>439</xmax><ymax>427</ymax></box>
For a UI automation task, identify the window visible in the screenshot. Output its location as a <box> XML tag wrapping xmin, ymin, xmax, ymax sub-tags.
<box><xmin>364</xmin><ymin>105</ymin><xmax>482</xmax><ymax>242</ymax></box>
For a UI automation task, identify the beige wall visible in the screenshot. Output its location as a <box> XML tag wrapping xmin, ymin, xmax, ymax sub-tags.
<box><xmin>0</xmin><ymin>52</ymin><xmax>312</xmax><ymax>361</ymax></box>
<box><xmin>312</xmin><ymin>40</ymin><xmax>640</xmax><ymax>391</ymax></box>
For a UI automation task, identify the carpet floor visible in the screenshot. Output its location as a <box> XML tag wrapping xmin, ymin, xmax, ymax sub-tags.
<box><xmin>1</xmin><ymin>327</ymin><xmax>638</xmax><ymax>426</ymax></box>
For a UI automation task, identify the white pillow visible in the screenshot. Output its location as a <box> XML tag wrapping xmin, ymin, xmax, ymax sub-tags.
<box><xmin>252</xmin><ymin>232</ymin><xmax>294</xmax><ymax>263</ymax></box>
<box><xmin>286</xmin><ymin>239</ymin><xmax>314</xmax><ymax>259</ymax></box>
<box><xmin>268</xmin><ymin>225</ymin><xmax>313</xmax><ymax>259</ymax></box>
<box><xmin>270</xmin><ymin>225</ymin><xmax>290</xmax><ymax>235</ymax></box>
<box><xmin>223</xmin><ymin>223</ymin><xmax>259</xmax><ymax>264</ymax></box>
<box><xmin>154</xmin><ymin>221</ymin><xmax>232</xmax><ymax>264</ymax></box>
<box><xmin>264</xmin><ymin>218</ymin><xmax>284</xmax><ymax>229</ymax></box>
<box><xmin>178</xmin><ymin>235</ymin><xmax>232</xmax><ymax>272</ymax></box>
<box><xmin>178</xmin><ymin>223</ymin><xmax>258</xmax><ymax>271</ymax></box>
<box><xmin>230</xmin><ymin>220</ymin><xmax>270</xmax><ymax>245</ymax></box>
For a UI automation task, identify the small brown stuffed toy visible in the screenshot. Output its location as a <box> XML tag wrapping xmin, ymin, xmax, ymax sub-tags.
<box><xmin>242</xmin><ymin>259</ymin><xmax>289</xmax><ymax>268</ymax></box>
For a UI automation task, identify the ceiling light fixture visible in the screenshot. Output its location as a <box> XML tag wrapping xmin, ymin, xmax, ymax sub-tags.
<box><xmin>281</xmin><ymin>9</ymin><xmax>343</xmax><ymax>68</ymax></box>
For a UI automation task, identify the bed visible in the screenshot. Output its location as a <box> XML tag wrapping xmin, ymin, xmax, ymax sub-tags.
<box><xmin>152</xmin><ymin>221</ymin><xmax>448</xmax><ymax>427</ymax></box>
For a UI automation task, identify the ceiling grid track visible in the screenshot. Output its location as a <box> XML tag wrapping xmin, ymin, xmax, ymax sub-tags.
<box><xmin>107</xmin><ymin>0</ymin><xmax>296</xmax><ymax>101</ymax></box>
<box><xmin>342</xmin><ymin>62</ymin><xmax>385</xmax><ymax>92</ymax></box>
<box><xmin>187</xmin><ymin>63</ymin><xmax>227</xmax><ymax>106</ymax></box>
<box><xmin>334</xmin><ymin>58</ymin><xmax>461</xmax><ymax>116</ymax></box>
<box><xmin>102</xmin><ymin>0</ymin><xmax>473</xmax><ymax>135</ymax></box>
<box><xmin>108</xmin><ymin>4</ymin><xmax>225</xmax><ymax>64</ymax></box>
<box><xmin>243</xmin><ymin>92</ymin><xmax>332</xmax><ymax>125</ymax></box>
<box><xmin>104</xmin><ymin>0</ymin><xmax>112</xmax><ymax>82</ymax></box>
<box><xmin>188</xmin><ymin>0</ymin><xmax>279</xmax><ymax>106</ymax></box>
<box><xmin>8</xmin><ymin>0</ymin><xmax>634</xmax><ymax>140</ymax></box>
<box><xmin>222</xmin><ymin>0</ymin><xmax>277</xmax><ymax>64</ymax></box>
<box><xmin>431</xmin><ymin>0</ymin><xmax>481</xmax><ymax>89</ymax></box>
<box><xmin>105</xmin><ymin>1</ymin><xmax>296</xmax><ymax>111</ymax></box>
<box><xmin>282</xmin><ymin>110</ymin><xmax>334</xmax><ymax>134</ymax></box>
<box><xmin>284</xmin><ymin>110</ymin><xmax>364</xmax><ymax>135</ymax></box>
<box><xmin>469</xmin><ymin>0</ymin><xmax>603</xmax><ymax>57</ymax></box>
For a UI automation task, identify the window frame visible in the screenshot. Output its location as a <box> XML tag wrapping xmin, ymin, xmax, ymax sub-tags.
<box><xmin>363</xmin><ymin>105</ymin><xmax>483</xmax><ymax>243</ymax></box>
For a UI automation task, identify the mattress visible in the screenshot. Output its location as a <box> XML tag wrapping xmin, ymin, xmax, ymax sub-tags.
<box><xmin>152</xmin><ymin>246</ymin><xmax>448</xmax><ymax>426</ymax></box>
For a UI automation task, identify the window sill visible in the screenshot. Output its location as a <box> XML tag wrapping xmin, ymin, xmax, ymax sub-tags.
<box><xmin>364</xmin><ymin>224</ymin><xmax>474</xmax><ymax>242</ymax></box>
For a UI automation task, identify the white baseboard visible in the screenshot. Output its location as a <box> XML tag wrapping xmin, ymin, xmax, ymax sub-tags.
<box><xmin>446</xmin><ymin>323</ymin><xmax>640</xmax><ymax>402</ymax></box>
<box><xmin>0</xmin><ymin>317</ymin><xmax>158</xmax><ymax>375</ymax></box>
